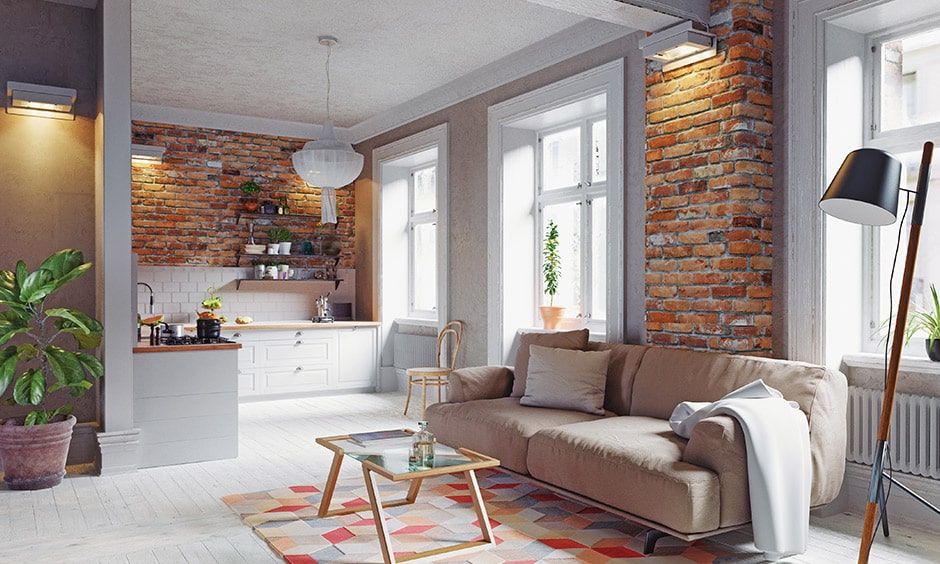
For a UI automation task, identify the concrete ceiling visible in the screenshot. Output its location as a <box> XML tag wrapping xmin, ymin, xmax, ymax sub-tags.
<box><xmin>130</xmin><ymin>1</ymin><xmax>693</xmax><ymax>139</ymax></box>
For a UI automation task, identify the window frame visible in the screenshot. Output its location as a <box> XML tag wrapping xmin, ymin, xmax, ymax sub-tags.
<box><xmin>861</xmin><ymin>23</ymin><xmax>940</xmax><ymax>355</ymax></box>
<box><xmin>408</xmin><ymin>163</ymin><xmax>439</xmax><ymax>319</ymax></box>
<box><xmin>536</xmin><ymin>115</ymin><xmax>607</xmax><ymax>332</ymax></box>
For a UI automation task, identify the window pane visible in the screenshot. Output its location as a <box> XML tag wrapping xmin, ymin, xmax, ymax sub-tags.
<box><xmin>413</xmin><ymin>166</ymin><xmax>436</xmax><ymax>214</ymax></box>
<box><xmin>881</xmin><ymin>28</ymin><xmax>940</xmax><ymax>131</ymax></box>
<box><xmin>542</xmin><ymin>203</ymin><xmax>581</xmax><ymax>314</ymax></box>
<box><xmin>878</xmin><ymin>149</ymin><xmax>940</xmax><ymax>345</ymax></box>
<box><xmin>590</xmin><ymin>197</ymin><xmax>607</xmax><ymax>321</ymax></box>
<box><xmin>541</xmin><ymin>127</ymin><xmax>580</xmax><ymax>191</ymax></box>
<box><xmin>592</xmin><ymin>120</ymin><xmax>607</xmax><ymax>184</ymax></box>
<box><xmin>412</xmin><ymin>222</ymin><xmax>437</xmax><ymax>314</ymax></box>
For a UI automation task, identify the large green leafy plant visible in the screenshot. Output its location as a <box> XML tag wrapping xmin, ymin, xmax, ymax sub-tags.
<box><xmin>0</xmin><ymin>249</ymin><xmax>104</xmax><ymax>425</ymax></box>
<box><xmin>542</xmin><ymin>219</ymin><xmax>561</xmax><ymax>306</ymax></box>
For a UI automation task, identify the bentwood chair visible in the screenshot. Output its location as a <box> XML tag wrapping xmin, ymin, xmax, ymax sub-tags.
<box><xmin>404</xmin><ymin>320</ymin><xmax>463</xmax><ymax>418</ymax></box>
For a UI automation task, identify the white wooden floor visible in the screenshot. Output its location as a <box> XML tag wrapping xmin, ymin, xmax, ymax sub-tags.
<box><xmin>1</xmin><ymin>392</ymin><xmax>938</xmax><ymax>563</ymax></box>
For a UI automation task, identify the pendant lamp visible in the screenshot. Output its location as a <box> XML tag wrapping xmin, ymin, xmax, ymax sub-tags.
<box><xmin>292</xmin><ymin>36</ymin><xmax>364</xmax><ymax>224</ymax></box>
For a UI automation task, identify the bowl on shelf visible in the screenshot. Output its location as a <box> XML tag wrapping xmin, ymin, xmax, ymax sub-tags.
<box><xmin>244</xmin><ymin>244</ymin><xmax>265</xmax><ymax>255</ymax></box>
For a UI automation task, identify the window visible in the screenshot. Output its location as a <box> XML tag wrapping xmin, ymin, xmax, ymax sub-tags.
<box><xmin>863</xmin><ymin>24</ymin><xmax>940</xmax><ymax>353</ymax></box>
<box><xmin>537</xmin><ymin>118</ymin><xmax>607</xmax><ymax>328</ymax></box>
<box><xmin>410</xmin><ymin>164</ymin><xmax>438</xmax><ymax>318</ymax></box>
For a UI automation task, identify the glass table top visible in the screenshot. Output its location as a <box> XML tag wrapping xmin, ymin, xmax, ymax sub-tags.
<box><xmin>336</xmin><ymin>437</ymin><xmax>476</xmax><ymax>475</ymax></box>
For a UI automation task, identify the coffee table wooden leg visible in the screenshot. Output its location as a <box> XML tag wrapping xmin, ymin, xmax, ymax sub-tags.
<box><xmin>465</xmin><ymin>469</ymin><xmax>494</xmax><ymax>543</ymax></box>
<box><xmin>318</xmin><ymin>448</ymin><xmax>345</xmax><ymax>518</ymax></box>
<box><xmin>363</xmin><ymin>465</ymin><xmax>397</xmax><ymax>564</ymax></box>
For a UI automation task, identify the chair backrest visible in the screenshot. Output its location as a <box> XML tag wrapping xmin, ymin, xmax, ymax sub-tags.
<box><xmin>436</xmin><ymin>320</ymin><xmax>463</xmax><ymax>370</ymax></box>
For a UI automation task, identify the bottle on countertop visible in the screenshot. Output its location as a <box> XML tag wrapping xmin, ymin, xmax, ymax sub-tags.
<box><xmin>409</xmin><ymin>421</ymin><xmax>435</xmax><ymax>470</ymax></box>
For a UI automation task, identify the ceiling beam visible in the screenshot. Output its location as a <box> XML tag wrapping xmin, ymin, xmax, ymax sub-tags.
<box><xmin>526</xmin><ymin>0</ymin><xmax>710</xmax><ymax>31</ymax></box>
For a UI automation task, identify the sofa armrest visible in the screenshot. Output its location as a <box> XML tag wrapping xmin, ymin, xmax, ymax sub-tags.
<box><xmin>447</xmin><ymin>365</ymin><xmax>514</xmax><ymax>403</ymax></box>
<box><xmin>682</xmin><ymin>415</ymin><xmax>750</xmax><ymax>528</ymax></box>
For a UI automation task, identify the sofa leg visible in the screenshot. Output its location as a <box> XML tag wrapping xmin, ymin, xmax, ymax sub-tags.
<box><xmin>643</xmin><ymin>529</ymin><xmax>669</xmax><ymax>554</ymax></box>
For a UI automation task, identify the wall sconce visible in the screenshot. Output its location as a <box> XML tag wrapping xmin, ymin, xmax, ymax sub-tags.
<box><xmin>131</xmin><ymin>143</ymin><xmax>166</xmax><ymax>165</ymax></box>
<box><xmin>640</xmin><ymin>21</ymin><xmax>717</xmax><ymax>72</ymax></box>
<box><xmin>6</xmin><ymin>81</ymin><xmax>76</xmax><ymax>120</ymax></box>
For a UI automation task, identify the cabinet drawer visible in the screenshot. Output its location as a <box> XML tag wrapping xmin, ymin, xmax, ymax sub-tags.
<box><xmin>264</xmin><ymin>339</ymin><xmax>334</xmax><ymax>364</ymax></box>
<box><xmin>265</xmin><ymin>367</ymin><xmax>330</xmax><ymax>392</ymax></box>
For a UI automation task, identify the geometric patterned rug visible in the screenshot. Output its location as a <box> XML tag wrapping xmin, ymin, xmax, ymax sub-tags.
<box><xmin>222</xmin><ymin>468</ymin><xmax>745</xmax><ymax>563</ymax></box>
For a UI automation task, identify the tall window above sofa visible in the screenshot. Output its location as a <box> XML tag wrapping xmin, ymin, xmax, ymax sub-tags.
<box><xmin>537</xmin><ymin>118</ymin><xmax>607</xmax><ymax>325</ymax></box>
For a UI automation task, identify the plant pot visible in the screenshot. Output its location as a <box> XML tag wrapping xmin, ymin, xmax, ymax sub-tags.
<box><xmin>927</xmin><ymin>339</ymin><xmax>940</xmax><ymax>361</ymax></box>
<box><xmin>538</xmin><ymin>306</ymin><xmax>566</xmax><ymax>330</ymax></box>
<box><xmin>278</xmin><ymin>242</ymin><xmax>292</xmax><ymax>255</ymax></box>
<box><xmin>244</xmin><ymin>200</ymin><xmax>259</xmax><ymax>213</ymax></box>
<box><xmin>0</xmin><ymin>415</ymin><xmax>75</xmax><ymax>490</ymax></box>
<box><xmin>266</xmin><ymin>243</ymin><xmax>280</xmax><ymax>254</ymax></box>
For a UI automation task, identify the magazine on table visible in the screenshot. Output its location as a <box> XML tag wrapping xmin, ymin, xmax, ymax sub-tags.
<box><xmin>347</xmin><ymin>429</ymin><xmax>411</xmax><ymax>446</ymax></box>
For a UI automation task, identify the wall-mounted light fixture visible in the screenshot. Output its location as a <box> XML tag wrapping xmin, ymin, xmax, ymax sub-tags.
<box><xmin>131</xmin><ymin>143</ymin><xmax>166</xmax><ymax>165</ymax></box>
<box><xmin>6</xmin><ymin>81</ymin><xmax>76</xmax><ymax>120</ymax></box>
<box><xmin>640</xmin><ymin>21</ymin><xmax>717</xmax><ymax>72</ymax></box>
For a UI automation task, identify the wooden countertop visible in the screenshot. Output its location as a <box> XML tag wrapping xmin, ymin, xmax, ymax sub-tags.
<box><xmin>215</xmin><ymin>320</ymin><xmax>381</xmax><ymax>331</ymax></box>
<box><xmin>133</xmin><ymin>339</ymin><xmax>242</xmax><ymax>354</ymax></box>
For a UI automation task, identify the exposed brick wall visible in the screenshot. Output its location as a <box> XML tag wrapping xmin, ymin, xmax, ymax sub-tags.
<box><xmin>644</xmin><ymin>0</ymin><xmax>773</xmax><ymax>355</ymax></box>
<box><xmin>131</xmin><ymin>121</ymin><xmax>355</xmax><ymax>270</ymax></box>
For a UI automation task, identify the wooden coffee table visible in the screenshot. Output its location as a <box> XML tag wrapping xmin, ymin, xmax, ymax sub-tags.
<box><xmin>316</xmin><ymin>433</ymin><xmax>500</xmax><ymax>564</ymax></box>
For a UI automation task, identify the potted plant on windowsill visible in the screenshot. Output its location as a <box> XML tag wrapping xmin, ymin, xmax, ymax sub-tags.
<box><xmin>538</xmin><ymin>219</ymin><xmax>565</xmax><ymax>330</ymax></box>
<box><xmin>239</xmin><ymin>180</ymin><xmax>263</xmax><ymax>213</ymax></box>
<box><xmin>905</xmin><ymin>283</ymin><xmax>940</xmax><ymax>361</ymax></box>
<box><xmin>0</xmin><ymin>249</ymin><xmax>104</xmax><ymax>490</ymax></box>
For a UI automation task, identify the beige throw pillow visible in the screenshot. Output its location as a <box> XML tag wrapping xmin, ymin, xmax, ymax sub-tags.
<box><xmin>520</xmin><ymin>345</ymin><xmax>611</xmax><ymax>415</ymax></box>
<box><xmin>511</xmin><ymin>328</ymin><xmax>590</xmax><ymax>397</ymax></box>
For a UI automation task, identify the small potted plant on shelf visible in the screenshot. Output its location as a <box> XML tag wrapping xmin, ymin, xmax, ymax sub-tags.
<box><xmin>905</xmin><ymin>283</ymin><xmax>940</xmax><ymax>361</ymax></box>
<box><xmin>0</xmin><ymin>249</ymin><xmax>104</xmax><ymax>490</ymax></box>
<box><xmin>239</xmin><ymin>180</ymin><xmax>262</xmax><ymax>212</ymax></box>
<box><xmin>539</xmin><ymin>219</ymin><xmax>565</xmax><ymax>329</ymax></box>
<box><xmin>268</xmin><ymin>226</ymin><xmax>293</xmax><ymax>255</ymax></box>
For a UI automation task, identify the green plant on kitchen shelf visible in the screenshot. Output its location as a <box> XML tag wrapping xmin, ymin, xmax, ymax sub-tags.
<box><xmin>0</xmin><ymin>249</ymin><xmax>104</xmax><ymax>425</ymax></box>
<box><xmin>268</xmin><ymin>227</ymin><xmax>293</xmax><ymax>243</ymax></box>
<box><xmin>239</xmin><ymin>180</ymin><xmax>262</xmax><ymax>196</ymax></box>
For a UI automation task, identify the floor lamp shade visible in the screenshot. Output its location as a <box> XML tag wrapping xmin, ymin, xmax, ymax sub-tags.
<box><xmin>819</xmin><ymin>148</ymin><xmax>902</xmax><ymax>226</ymax></box>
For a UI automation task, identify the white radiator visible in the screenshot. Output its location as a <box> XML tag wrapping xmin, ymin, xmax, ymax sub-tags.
<box><xmin>847</xmin><ymin>386</ymin><xmax>940</xmax><ymax>479</ymax></box>
<box><xmin>393</xmin><ymin>333</ymin><xmax>437</xmax><ymax>370</ymax></box>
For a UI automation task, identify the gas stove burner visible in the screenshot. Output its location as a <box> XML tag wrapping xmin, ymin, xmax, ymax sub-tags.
<box><xmin>161</xmin><ymin>335</ymin><xmax>234</xmax><ymax>346</ymax></box>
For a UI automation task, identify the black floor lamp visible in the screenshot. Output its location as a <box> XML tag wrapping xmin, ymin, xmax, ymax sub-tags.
<box><xmin>819</xmin><ymin>141</ymin><xmax>935</xmax><ymax>564</ymax></box>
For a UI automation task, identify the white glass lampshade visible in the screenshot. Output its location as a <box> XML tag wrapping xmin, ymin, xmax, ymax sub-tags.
<box><xmin>292</xmin><ymin>121</ymin><xmax>364</xmax><ymax>189</ymax></box>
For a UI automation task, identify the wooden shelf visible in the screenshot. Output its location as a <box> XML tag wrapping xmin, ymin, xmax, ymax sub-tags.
<box><xmin>235</xmin><ymin>278</ymin><xmax>344</xmax><ymax>290</ymax></box>
<box><xmin>236</xmin><ymin>253</ymin><xmax>341</xmax><ymax>266</ymax></box>
<box><xmin>236</xmin><ymin>211</ymin><xmax>319</xmax><ymax>223</ymax></box>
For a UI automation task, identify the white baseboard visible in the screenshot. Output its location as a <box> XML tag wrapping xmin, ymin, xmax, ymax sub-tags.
<box><xmin>831</xmin><ymin>461</ymin><xmax>940</xmax><ymax>534</ymax></box>
<box><xmin>96</xmin><ymin>428</ymin><xmax>141</xmax><ymax>475</ymax></box>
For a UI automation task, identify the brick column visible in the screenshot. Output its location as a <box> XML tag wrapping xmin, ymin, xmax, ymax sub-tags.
<box><xmin>645</xmin><ymin>0</ymin><xmax>773</xmax><ymax>354</ymax></box>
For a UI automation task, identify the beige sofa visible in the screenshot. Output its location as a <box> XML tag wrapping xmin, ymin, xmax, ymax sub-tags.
<box><xmin>425</xmin><ymin>329</ymin><xmax>848</xmax><ymax>552</ymax></box>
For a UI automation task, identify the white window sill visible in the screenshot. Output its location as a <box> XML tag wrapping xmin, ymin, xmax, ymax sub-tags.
<box><xmin>841</xmin><ymin>352</ymin><xmax>940</xmax><ymax>376</ymax></box>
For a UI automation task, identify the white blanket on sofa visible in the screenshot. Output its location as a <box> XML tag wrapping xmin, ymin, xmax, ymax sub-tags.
<box><xmin>669</xmin><ymin>380</ymin><xmax>811</xmax><ymax>559</ymax></box>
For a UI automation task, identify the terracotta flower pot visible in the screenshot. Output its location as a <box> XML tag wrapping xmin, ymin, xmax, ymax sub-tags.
<box><xmin>538</xmin><ymin>306</ymin><xmax>566</xmax><ymax>330</ymax></box>
<box><xmin>0</xmin><ymin>415</ymin><xmax>76</xmax><ymax>490</ymax></box>
<box><xmin>244</xmin><ymin>200</ymin><xmax>259</xmax><ymax>213</ymax></box>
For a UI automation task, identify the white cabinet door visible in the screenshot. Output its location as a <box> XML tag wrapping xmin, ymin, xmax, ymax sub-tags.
<box><xmin>337</xmin><ymin>326</ymin><xmax>377</xmax><ymax>388</ymax></box>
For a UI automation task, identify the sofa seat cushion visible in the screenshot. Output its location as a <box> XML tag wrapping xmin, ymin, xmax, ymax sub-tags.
<box><xmin>425</xmin><ymin>397</ymin><xmax>604</xmax><ymax>474</ymax></box>
<box><xmin>526</xmin><ymin>416</ymin><xmax>720</xmax><ymax>534</ymax></box>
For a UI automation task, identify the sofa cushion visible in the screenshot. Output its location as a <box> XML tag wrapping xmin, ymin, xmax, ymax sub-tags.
<box><xmin>511</xmin><ymin>328</ymin><xmax>589</xmax><ymax>397</ymax></box>
<box><xmin>520</xmin><ymin>345</ymin><xmax>610</xmax><ymax>415</ymax></box>
<box><xmin>629</xmin><ymin>347</ymin><xmax>848</xmax><ymax>507</ymax></box>
<box><xmin>584</xmin><ymin>342</ymin><xmax>648</xmax><ymax>416</ymax></box>
<box><xmin>425</xmin><ymin>397</ymin><xmax>603</xmax><ymax>474</ymax></box>
<box><xmin>527</xmin><ymin>416</ymin><xmax>721</xmax><ymax>534</ymax></box>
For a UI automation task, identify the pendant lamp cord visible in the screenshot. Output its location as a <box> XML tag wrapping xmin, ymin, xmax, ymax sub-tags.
<box><xmin>325</xmin><ymin>41</ymin><xmax>332</xmax><ymax>123</ymax></box>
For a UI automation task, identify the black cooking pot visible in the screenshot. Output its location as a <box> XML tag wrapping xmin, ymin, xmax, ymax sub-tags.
<box><xmin>196</xmin><ymin>318</ymin><xmax>221</xmax><ymax>339</ymax></box>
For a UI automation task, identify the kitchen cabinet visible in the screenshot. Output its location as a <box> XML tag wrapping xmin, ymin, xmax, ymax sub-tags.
<box><xmin>132</xmin><ymin>345</ymin><xmax>239</xmax><ymax>468</ymax></box>
<box><xmin>223</xmin><ymin>322</ymin><xmax>379</xmax><ymax>399</ymax></box>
